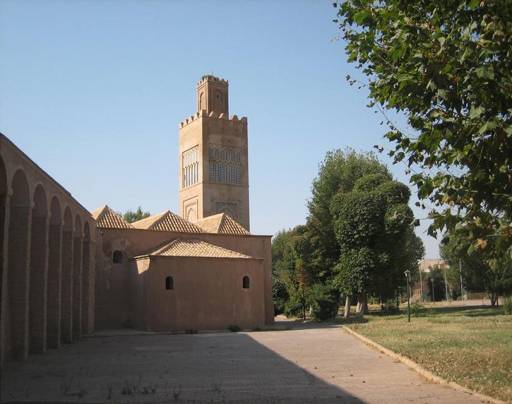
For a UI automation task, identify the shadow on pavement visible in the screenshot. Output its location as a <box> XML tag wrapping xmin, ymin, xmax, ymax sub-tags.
<box><xmin>1</xmin><ymin>331</ymin><xmax>364</xmax><ymax>403</ymax></box>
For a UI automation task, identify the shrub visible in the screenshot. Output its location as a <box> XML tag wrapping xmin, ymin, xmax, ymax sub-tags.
<box><xmin>380</xmin><ymin>299</ymin><xmax>400</xmax><ymax>315</ymax></box>
<box><xmin>310</xmin><ymin>284</ymin><xmax>339</xmax><ymax>321</ymax></box>
<box><xmin>228</xmin><ymin>325</ymin><xmax>241</xmax><ymax>332</ymax></box>
<box><xmin>411</xmin><ymin>301</ymin><xmax>426</xmax><ymax>317</ymax></box>
<box><xmin>504</xmin><ymin>296</ymin><xmax>512</xmax><ymax>315</ymax></box>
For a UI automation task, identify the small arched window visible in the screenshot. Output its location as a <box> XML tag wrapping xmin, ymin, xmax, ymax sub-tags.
<box><xmin>113</xmin><ymin>250</ymin><xmax>123</xmax><ymax>264</ymax></box>
<box><xmin>242</xmin><ymin>276</ymin><xmax>250</xmax><ymax>289</ymax></box>
<box><xmin>165</xmin><ymin>276</ymin><xmax>174</xmax><ymax>290</ymax></box>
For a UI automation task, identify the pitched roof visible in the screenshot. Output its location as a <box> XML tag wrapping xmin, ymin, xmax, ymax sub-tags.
<box><xmin>195</xmin><ymin>213</ymin><xmax>249</xmax><ymax>235</ymax></box>
<box><xmin>91</xmin><ymin>205</ymin><xmax>133</xmax><ymax>229</ymax></box>
<box><xmin>147</xmin><ymin>238</ymin><xmax>252</xmax><ymax>259</ymax></box>
<box><xmin>131</xmin><ymin>210</ymin><xmax>203</xmax><ymax>233</ymax></box>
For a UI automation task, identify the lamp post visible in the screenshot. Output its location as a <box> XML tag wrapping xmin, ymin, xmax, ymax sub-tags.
<box><xmin>443</xmin><ymin>266</ymin><xmax>449</xmax><ymax>301</ymax></box>
<box><xmin>459</xmin><ymin>258</ymin><xmax>464</xmax><ymax>300</ymax></box>
<box><xmin>404</xmin><ymin>269</ymin><xmax>411</xmax><ymax>323</ymax></box>
<box><xmin>430</xmin><ymin>277</ymin><xmax>435</xmax><ymax>302</ymax></box>
<box><xmin>419</xmin><ymin>268</ymin><xmax>423</xmax><ymax>302</ymax></box>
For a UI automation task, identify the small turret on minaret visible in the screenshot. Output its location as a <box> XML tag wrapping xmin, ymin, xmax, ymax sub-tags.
<box><xmin>196</xmin><ymin>75</ymin><xmax>229</xmax><ymax>116</ymax></box>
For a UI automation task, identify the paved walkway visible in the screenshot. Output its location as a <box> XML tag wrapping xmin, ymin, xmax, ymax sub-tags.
<box><xmin>1</xmin><ymin>326</ymin><xmax>486</xmax><ymax>403</ymax></box>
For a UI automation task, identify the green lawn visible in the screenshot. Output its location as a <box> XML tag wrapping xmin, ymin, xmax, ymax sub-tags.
<box><xmin>346</xmin><ymin>306</ymin><xmax>512</xmax><ymax>403</ymax></box>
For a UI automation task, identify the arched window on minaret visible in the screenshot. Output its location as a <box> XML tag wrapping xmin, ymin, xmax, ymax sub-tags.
<box><xmin>199</xmin><ymin>92</ymin><xmax>205</xmax><ymax>111</ymax></box>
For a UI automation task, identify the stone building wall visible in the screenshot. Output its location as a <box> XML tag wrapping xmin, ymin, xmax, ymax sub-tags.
<box><xmin>0</xmin><ymin>133</ymin><xmax>96</xmax><ymax>368</ymax></box>
<box><xmin>94</xmin><ymin>227</ymin><xmax>273</xmax><ymax>330</ymax></box>
<box><xmin>134</xmin><ymin>256</ymin><xmax>265</xmax><ymax>331</ymax></box>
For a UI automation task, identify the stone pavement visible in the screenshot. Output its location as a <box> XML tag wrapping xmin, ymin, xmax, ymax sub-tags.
<box><xmin>1</xmin><ymin>325</ymin><xmax>487</xmax><ymax>403</ymax></box>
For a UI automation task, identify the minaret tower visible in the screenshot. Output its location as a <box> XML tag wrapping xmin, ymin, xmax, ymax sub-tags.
<box><xmin>178</xmin><ymin>75</ymin><xmax>250</xmax><ymax>231</ymax></box>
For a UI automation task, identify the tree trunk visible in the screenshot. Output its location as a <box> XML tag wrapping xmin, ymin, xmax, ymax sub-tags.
<box><xmin>343</xmin><ymin>296</ymin><xmax>351</xmax><ymax>318</ymax></box>
<box><xmin>490</xmin><ymin>291</ymin><xmax>498</xmax><ymax>307</ymax></box>
<box><xmin>356</xmin><ymin>293</ymin><xmax>367</xmax><ymax>317</ymax></box>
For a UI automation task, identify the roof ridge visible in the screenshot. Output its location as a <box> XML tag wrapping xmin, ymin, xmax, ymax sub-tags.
<box><xmin>132</xmin><ymin>211</ymin><xmax>165</xmax><ymax>229</ymax></box>
<box><xmin>152</xmin><ymin>238</ymin><xmax>180</xmax><ymax>255</ymax></box>
<box><xmin>133</xmin><ymin>210</ymin><xmax>203</xmax><ymax>233</ymax></box>
<box><xmin>91</xmin><ymin>204</ymin><xmax>108</xmax><ymax>220</ymax></box>
<box><xmin>93</xmin><ymin>205</ymin><xmax>133</xmax><ymax>229</ymax></box>
<box><xmin>219</xmin><ymin>213</ymin><xmax>249</xmax><ymax>235</ymax></box>
<box><xmin>146</xmin><ymin>238</ymin><xmax>252</xmax><ymax>259</ymax></box>
<box><xmin>216</xmin><ymin>213</ymin><xmax>226</xmax><ymax>232</ymax></box>
<box><xmin>151</xmin><ymin>210</ymin><xmax>171</xmax><ymax>229</ymax></box>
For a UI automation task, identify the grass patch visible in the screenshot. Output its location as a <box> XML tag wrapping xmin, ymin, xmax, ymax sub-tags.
<box><xmin>347</xmin><ymin>306</ymin><xmax>512</xmax><ymax>402</ymax></box>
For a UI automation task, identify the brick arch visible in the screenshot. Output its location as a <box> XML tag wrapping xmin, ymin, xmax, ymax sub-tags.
<box><xmin>81</xmin><ymin>222</ymin><xmax>93</xmax><ymax>334</ymax></box>
<box><xmin>29</xmin><ymin>185</ymin><xmax>48</xmax><ymax>353</ymax></box>
<box><xmin>47</xmin><ymin>196</ymin><xmax>62</xmax><ymax>348</ymax></box>
<box><xmin>7</xmin><ymin>169</ymin><xmax>31</xmax><ymax>360</ymax></box>
<box><xmin>60</xmin><ymin>207</ymin><xmax>73</xmax><ymax>343</ymax></box>
<box><xmin>10</xmin><ymin>169</ymin><xmax>31</xmax><ymax>207</ymax></box>
<box><xmin>0</xmin><ymin>156</ymin><xmax>8</xmax><ymax>365</ymax></box>
<box><xmin>32</xmin><ymin>185</ymin><xmax>47</xmax><ymax>216</ymax></box>
<box><xmin>72</xmin><ymin>215</ymin><xmax>83</xmax><ymax>339</ymax></box>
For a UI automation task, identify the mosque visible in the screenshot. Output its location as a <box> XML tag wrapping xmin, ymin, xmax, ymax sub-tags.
<box><xmin>0</xmin><ymin>75</ymin><xmax>273</xmax><ymax>366</ymax></box>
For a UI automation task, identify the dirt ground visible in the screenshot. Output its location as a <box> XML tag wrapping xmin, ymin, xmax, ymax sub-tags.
<box><xmin>1</xmin><ymin>324</ymin><xmax>487</xmax><ymax>403</ymax></box>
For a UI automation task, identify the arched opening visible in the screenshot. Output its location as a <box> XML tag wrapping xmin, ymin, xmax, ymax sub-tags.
<box><xmin>199</xmin><ymin>92</ymin><xmax>205</xmax><ymax>110</ymax></box>
<box><xmin>165</xmin><ymin>276</ymin><xmax>174</xmax><ymax>290</ymax></box>
<box><xmin>47</xmin><ymin>197</ymin><xmax>62</xmax><ymax>348</ymax></box>
<box><xmin>72</xmin><ymin>215</ymin><xmax>82</xmax><ymax>340</ymax></box>
<box><xmin>7</xmin><ymin>170</ymin><xmax>31</xmax><ymax>360</ymax></box>
<box><xmin>215</xmin><ymin>90</ymin><xmax>223</xmax><ymax>111</ymax></box>
<box><xmin>81</xmin><ymin>222</ymin><xmax>92</xmax><ymax>335</ymax></box>
<box><xmin>186</xmin><ymin>206</ymin><xmax>197</xmax><ymax>222</ymax></box>
<box><xmin>243</xmin><ymin>276</ymin><xmax>250</xmax><ymax>289</ymax></box>
<box><xmin>0</xmin><ymin>156</ymin><xmax>8</xmax><ymax>365</ymax></box>
<box><xmin>29</xmin><ymin>185</ymin><xmax>48</xmax><ymax>353</ymax></box>
<box><xmin>112</xmin><ymin>250</ymin><xmax>123</xmax><ymax>264</ymax></box>
<box><xmin>61</xmin><ymin>207</ymin><xmax>73</xmax><ymax>343</ymax></box>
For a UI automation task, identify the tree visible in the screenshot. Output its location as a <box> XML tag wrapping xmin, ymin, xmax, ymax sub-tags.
<box><xmin>335</xmin><ymin>1</ymin><xmax>512</xmax><ymax>252</ymax></box>
<box><xmin>309</xmin><ymin>283</ymin><xmax>340</xmax><ymax>321</ymax></box>
<box><xmin>272</xmin><ymin>229</ymin><xmax>296</xmax><ymax>314</ymax></box>
<box><xmin>272</xmin><ymin>226</ymin><xmax>313</xmax><ymax>319</ymax></box>
<box><xmin>441</xmin><ymin>228</ymin><xmax>512</xmax><ymax>306</ymax></box>
<box><xmin>331</xmin><ymin>173</ymin><xmax>423</xmax><ymax>316</ymax></box>
<box><xmin>306</xmin><ymin>149</ymin><xmax>391</xmax><ymax>282</ymax></box>
<box><xmin>333</xmin><ymin>247</ymin><xmax>376</xmax><ymax>316</ymax></box>
<box><xmin>272</xmin><ymin>225</ymin><xmax>341</xmax><ymax>320</ymax></box>
<box><xmin>123</xmin><ymin>206</ymin><xmax>150</xmax><ymax>223</ymax></box>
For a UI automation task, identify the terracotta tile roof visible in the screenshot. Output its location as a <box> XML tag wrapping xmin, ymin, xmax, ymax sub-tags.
<box><xmin>131</xmin><ymin>210</ymin><xmax>203</xmax><ymax>233</ymax></box>
<box><xmin>194</xmin><ymin>215</ymin><xmax>221</xmax><ymax>233</ymax></box>
<box><xmin>219</xmin><ymin>214</ymin><xmax>250</xmax><ymax>235</ymax></box>
<box><xmin>149</xmin><ymin>238</ymin><xmax>252</xmax><ymax>259</ymax></box>
<box><xmin>195</xmin><ymin>213</ymin><xmax>249</xmax><ymax>235</ymax></box>
<box><xmin>91</xmin><ymin>205</ymin><xmax>133</xmax><ymax>229</ymax></box>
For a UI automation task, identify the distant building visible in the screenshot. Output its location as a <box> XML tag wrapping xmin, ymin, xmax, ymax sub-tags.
<box><xmin>419</xmin><ymin>258</ymin><xmax>448</xmax><ymax>273</ymax></box>
<box><xmin>412</xmin><ymin>258</ymin><xmax>449</xmax><ymax>301</ymax></box>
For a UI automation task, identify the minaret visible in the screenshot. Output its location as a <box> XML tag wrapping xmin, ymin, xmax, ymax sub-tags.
<box><xmin>178</xmin><ymin>75</ymin><xmax>250</xmax><ymax>231</ymax></box>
